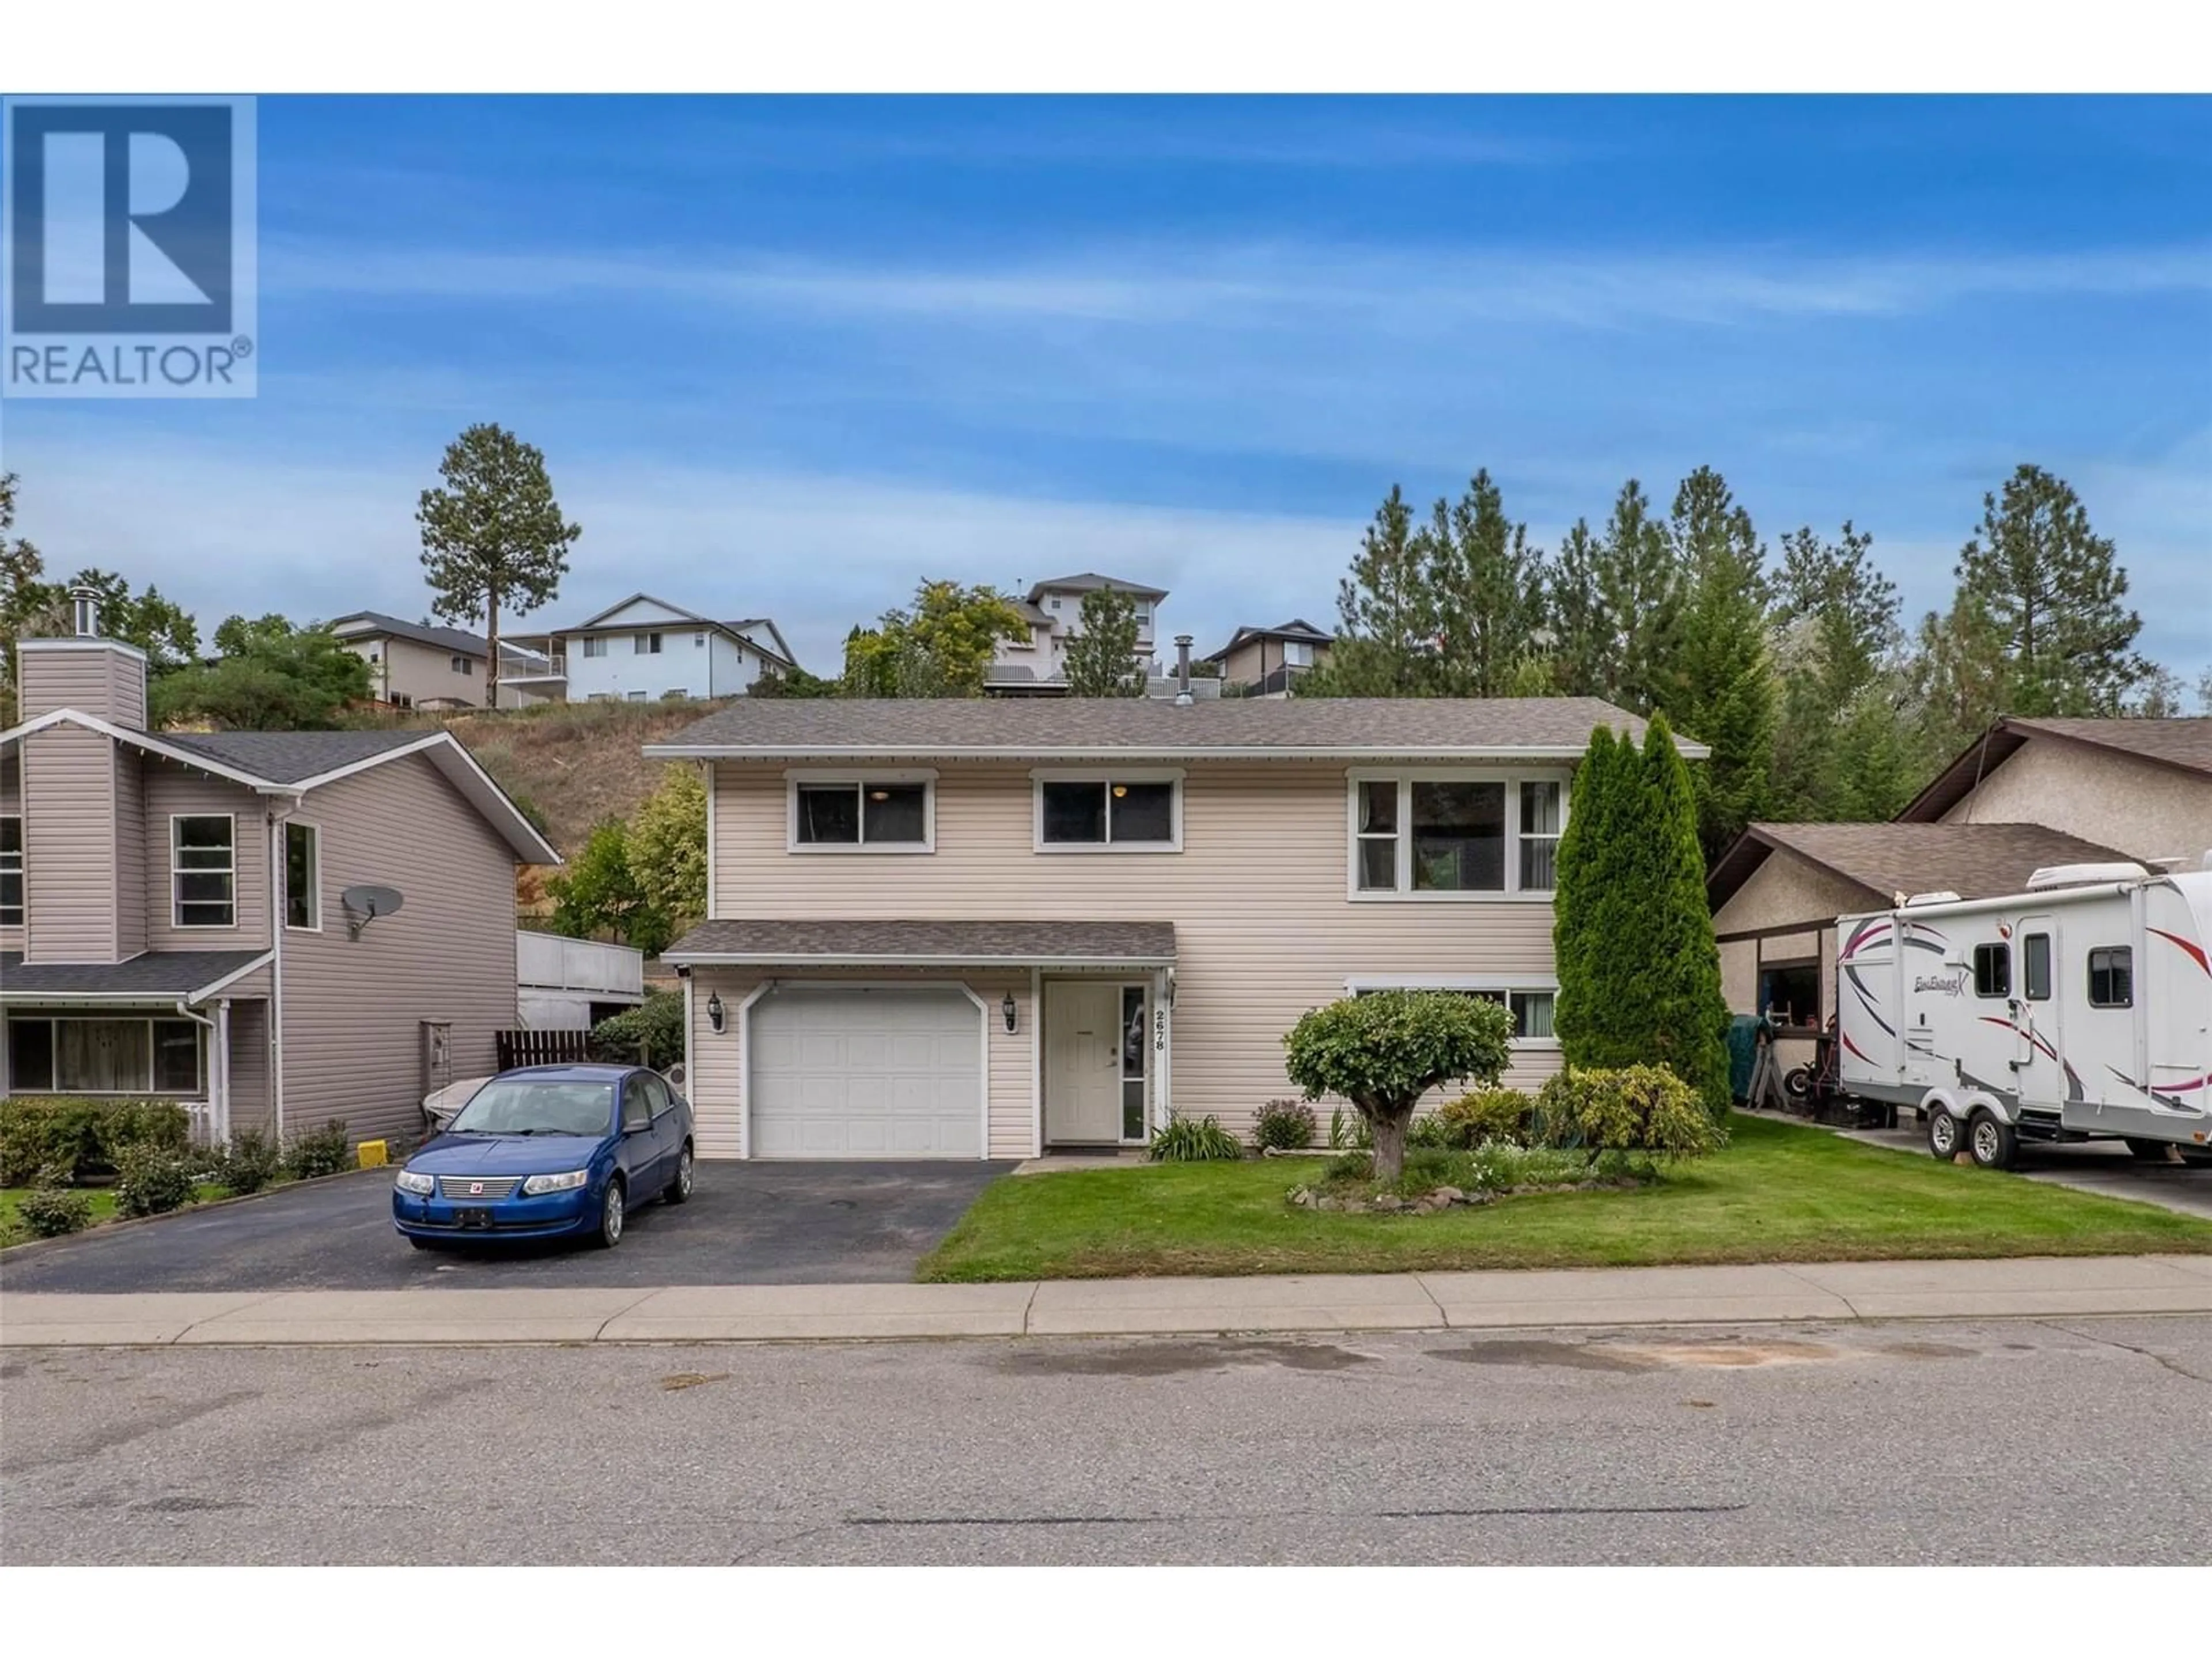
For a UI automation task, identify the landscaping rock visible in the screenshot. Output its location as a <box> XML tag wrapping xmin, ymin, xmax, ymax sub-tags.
<box><xmin>1316</xmin><ymin>1196</ymin><xmax>1343</xmax><ymax>1212</ymax></box>
<box><xmin>1373</xmin><ymin>1194</ymin><xmax>1406</xmax><ymax>1213</ymax></box>
<box><xmin>1430</xmin><ymin>1185</ymin><xmax>1466</xmax><ymax>1205</ymax></box>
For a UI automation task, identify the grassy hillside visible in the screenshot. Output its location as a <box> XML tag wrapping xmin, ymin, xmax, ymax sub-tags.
<box><xmin>347</xmin><ymin>696</ymin><xmax>725</xmax><ymax>861</ymax></box>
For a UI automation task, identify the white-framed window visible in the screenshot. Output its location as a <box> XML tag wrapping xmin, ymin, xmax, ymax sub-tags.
<box><xmin>1345</xmin><ymin>978</ymin><xmax>1559</xmax><ymax>1046</ymax></box>
<box><xmin>625</xmin><ymin>690</ymin><xmax>647</xmax><ymax>702</ymax></box>
<box><xmin>1283</xmin><ymin>640</ymin><xmax>1313</xmax><ymax>667</ymax></box>
<box><xmin>285</xmin><ymin>819</ymin><xmax>320</xmax><ymax>931</ymax></box>
<box><xmin>1347</xmin><ymin>770</ymin><xmax>1567</xmax><ymax>900</ymax></box>
<box><xmin>1</xmin><ymin>814</ymin><xmax>22</xmax><ymax>927</ymax></box>
<box><xmin>450</xmin><ymin>654</ymin><xmax>474</xmax><ymax>675</ymax></box>
<box><xmin>171</xmin><ymin>814</ymin><xmax>236</xmax><ymax>928</ymax></box>
<box><xmin>1033</xmin><ymin>770</ymin><xmax>1183</xmax><ymax>852</ymax></box>
<box><xmin>6</xmin><ymin>1015</ymin><xmax>203</xmax><ymax>1094</ymax></box>
<box><xmin>635</xmin><ymin>631</ymin><xmax>663</xmax><ymax>655</ymax></box>
<box><xmin>664</xmin><ymin>688</ymin><xmax>690</xmax><ymax>700</ymax></box>
<box><xmin>787</xmin><ymin>770</ymin><xmax>936</xmax><ymax>853</ymax></box>
<box><xmin>694</xmin><ymin>632</ymin><xmax>707</xmax><ymax>647</ymax></box>
<box><xmin>581</xmin><ymin>635</ymin><xmax>608</xmax><ymax>658</ymax></box>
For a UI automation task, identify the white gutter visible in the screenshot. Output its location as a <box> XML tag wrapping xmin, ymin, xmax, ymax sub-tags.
<box><xmin>640</xmin><ymin>743</ymin><xmax>1688</xmax><ymax>762</ymax></box>
<box><xmin>662</xmin><ymin>952</ymin><xmax>1179</xmax><ymax>969</ymax></box>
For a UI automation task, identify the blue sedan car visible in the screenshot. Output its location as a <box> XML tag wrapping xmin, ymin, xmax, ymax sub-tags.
<box><xmin>392</xmin><ymin>1064</ymin><xmax>694</xmax><ymax>1250</ymax></box>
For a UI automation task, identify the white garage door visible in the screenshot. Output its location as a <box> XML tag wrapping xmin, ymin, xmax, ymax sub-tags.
<box><xmin>749</xmin><ymin>985</ymin><xmax>983</xmax><ymax>1158</ymax></box>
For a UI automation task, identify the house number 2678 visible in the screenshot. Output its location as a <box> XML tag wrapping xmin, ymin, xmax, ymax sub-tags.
<box><xmin>1153</xmin><ymin>1008</ymin><xmax>1167</xmax><ymax>1052</ymax></box>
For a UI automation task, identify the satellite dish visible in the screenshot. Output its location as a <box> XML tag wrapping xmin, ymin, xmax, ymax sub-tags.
<box><xmin>341</xmin><ymin>884</ymin><xmax>404</xmax><ymax>940</ymax></box>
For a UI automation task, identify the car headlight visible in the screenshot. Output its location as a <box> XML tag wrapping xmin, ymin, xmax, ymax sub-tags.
<box><xmin>394</xmin><ymin>1169</ymin><xmax>435</xmax><ymax>1195</ymax></box>
<box><xmin>521</xmin><ymin>1169</ymin><xmax>590</xmax><ymax>1196</ymax></box>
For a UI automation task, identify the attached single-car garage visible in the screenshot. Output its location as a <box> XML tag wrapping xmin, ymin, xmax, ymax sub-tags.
<box><xmin>747</xmin><ymin>983</ymin><xmax>984</xmax><ymax>1158</ymax></box>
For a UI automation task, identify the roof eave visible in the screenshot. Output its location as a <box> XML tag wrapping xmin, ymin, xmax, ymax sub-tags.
<box><xmin>642</xmin><ymin>742</ymin><xmax>1685</xmax><ymax>763</ymax></box>
<box><xmin>665</xmin><ymin>951</ymin><xmax>1179</xmax><ymax>969</ymax></box>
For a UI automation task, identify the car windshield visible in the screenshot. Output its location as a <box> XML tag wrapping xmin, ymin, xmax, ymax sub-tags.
<box><xmin>448</xmin><ymin>1080</ymin><xmax>614</xmax><ymax>1137</ymax></box>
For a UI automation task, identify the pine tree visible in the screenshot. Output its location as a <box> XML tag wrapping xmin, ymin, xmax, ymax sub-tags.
<box><xmin>1953</xmin><ymin>464</ymin><xmax>2148</xmax><ymax>717</ymax></box>
<box><xmin>1769</xmin><ymin>521</ymin><xmax>1902</xmax><ymax>818</ymax></box>
<box><xmin>1547</xmin><ymin>518</ymin><xmax>1610</xmax><ymax>698</ymax></box>
<box><xmin>1662</xmin><ymin>467</ymin><xmax>1775</xmax><ymax>859</ymax></box>
<box><xmin>1426</xmin><ymin>469</ymin><xmax>1551</xmax><ymax>696</ymax></box>
<box><xmin>1593</xmin><ymin>479</ymin><xmax>1681</xmax><ymax>711</ymax></box>
<box><xmin>1320</xmin><ymin>485</ymin><xmax>1437</xmax><ymax>696</ymax></box>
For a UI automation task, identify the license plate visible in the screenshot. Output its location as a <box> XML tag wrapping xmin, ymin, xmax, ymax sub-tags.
<box><xmin>457</xmin><ymin>1207</ymin><xmax>492</xmax><ymax>1229</ymax></box>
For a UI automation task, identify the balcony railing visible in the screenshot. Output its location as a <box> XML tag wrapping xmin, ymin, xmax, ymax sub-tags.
<box><xmin>516</xmin><ymin>931</ymin><xmax>645</xmax><ymax>998</ymax></box>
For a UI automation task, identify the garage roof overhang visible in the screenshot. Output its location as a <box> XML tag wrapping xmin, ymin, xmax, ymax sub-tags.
<box><xmin>662</xmin><ymin>918</ymin><xmax>1176</xmax><ymax>970</ymax></box>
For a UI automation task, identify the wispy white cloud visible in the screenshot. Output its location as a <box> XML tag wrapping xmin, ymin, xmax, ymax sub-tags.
<box><xmin>266</xmin><ymin>237</ymin><xmax>2212</xmax><ymax>331</ymax></box>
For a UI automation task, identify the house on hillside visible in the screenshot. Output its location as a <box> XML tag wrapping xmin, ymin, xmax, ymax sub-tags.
<box><xmin>1</xmin><ymin>590</ymin><xmax>560</xmax><ymax>1149</ymax></box>
<box><xmin>505</xmin><ymin>594</ymin><xmax>797</xmax><ymax>704</ymax></box>
<box><xmin>1707</xmin><ymin>820</ymin><xmax>2140</xmax><ymax>1076</ymax></box>
<box><xmin>641</xmin><ymin>695</ymin><xmax>1699</xmax><ymax>1161</ymax></box>
<box><xmin>1893</xmin><ymin>715</ymin><xmax>2212</xmax><ymax>866</ymax></box>
<box><xmin>986</xmin><ymin>572</ymin><xmax>1168</xmax><ymax>694</ymax></box>
<box><xmin>1202</xmin><ymin>619</ymin><xmax>1334</xmax><ymax>698</ymax></box>
<box><xmin>328</xmin><ymin>611</ymin><xmax>557</xmax><ymax>711</ymax></box>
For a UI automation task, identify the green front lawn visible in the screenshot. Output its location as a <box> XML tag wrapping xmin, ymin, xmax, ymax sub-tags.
<box><xmin>0</xmin><ymin>1184</ymin><xmax>226</xmax><ymax>1249</ymax></box>
<box><xmin>918</xmin><ymin>1115</ymin><xmax>2212</xmax><ymax>1282</ymax></box>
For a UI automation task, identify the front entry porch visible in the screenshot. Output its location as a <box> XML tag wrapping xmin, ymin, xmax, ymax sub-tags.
<box><xmin>1040</xmin><ymin>975</ymin><xmax>1165</xmax><ymax>1150</ymax></box>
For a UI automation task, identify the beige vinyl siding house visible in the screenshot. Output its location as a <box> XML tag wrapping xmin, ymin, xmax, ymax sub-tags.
<box><xmin>2</xmin><ymin>597</ymin><xmax>558</xmax><ymax>1149</ymax></box>
<box><xmin>650</xmin><ymin>697</ymin><xmax>1685</xmax><ymax>1161</ymax></box>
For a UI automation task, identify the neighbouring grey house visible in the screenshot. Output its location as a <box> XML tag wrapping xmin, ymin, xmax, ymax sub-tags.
<box><xmin>328</xmin><ymin>610</ymin><xmax>557</xmax><ymax>711</ymax></box>
<box><xmin>1</xmin><ymin>591</ymin><xmax>560</xmax><ymax>1149</ymax></box>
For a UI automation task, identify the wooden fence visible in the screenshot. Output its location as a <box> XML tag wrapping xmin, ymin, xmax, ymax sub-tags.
<box><xmin>495</xmin><ymin>1029</ymin><xmax>594</xmax><ymax>1071</ymax></box>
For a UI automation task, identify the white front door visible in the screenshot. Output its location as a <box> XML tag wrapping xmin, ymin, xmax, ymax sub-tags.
<box><xmin>1044</xmin><ymin>980</ymin><xmax>1126</xmax><ymax>1143</ymax></box>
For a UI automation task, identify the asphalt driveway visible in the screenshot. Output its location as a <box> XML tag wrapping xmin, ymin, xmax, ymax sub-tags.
<box><xmin>0</xmin><ymin>1161</ymin><xmax>1013</xmax><ymax>1293</ymax></box>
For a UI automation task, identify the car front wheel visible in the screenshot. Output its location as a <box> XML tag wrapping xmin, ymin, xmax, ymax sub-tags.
<box><xmin>665</xmin><ymin>1143</ymin><xmax>694</xmax><ymax>1205</ymax></box>
<box><xmin>593</xmin><ymin>1179</ymin><xmax>625</xmax><ymax>1249</ymax></box>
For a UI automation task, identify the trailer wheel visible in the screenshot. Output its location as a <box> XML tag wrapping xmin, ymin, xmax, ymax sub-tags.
<box><xmin>1967</xmin><ymin>1111</ymin><xmax>2018</xmax><ymax>1171</ymax></box>
<box><xmin>2124</xmin><ymin>1138</ymin><xmax>2178</xmax><ymax>1164</ymax></box>
<box><xmin>1927</xmin><ymin>1110</ymin><xmax>1962</xmax><ymax>1160</ymax></box>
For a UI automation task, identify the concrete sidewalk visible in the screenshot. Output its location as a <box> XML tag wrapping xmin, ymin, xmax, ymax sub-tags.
<box><xmin>9</xmin><ymin>1255</ymin><xmax>2212</xmax><ymax>1347</ymax></box>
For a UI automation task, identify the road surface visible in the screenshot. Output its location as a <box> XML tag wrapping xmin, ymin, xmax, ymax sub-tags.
<box><xmin>4</xmin><ymin>1315</ymin><xmax>2208</xmax><ymax>1565</ymax></box>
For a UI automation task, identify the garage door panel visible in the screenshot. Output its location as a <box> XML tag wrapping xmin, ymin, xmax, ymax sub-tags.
<box><xmin>750</xmin><ymin>986</ymin><xmax>982</xmax><ymax>1159</ymax></box>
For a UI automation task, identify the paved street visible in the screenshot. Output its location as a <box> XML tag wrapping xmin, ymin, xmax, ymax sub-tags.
<box><xmin>5</xmin><ymin>1315</ymin><xmax>2209</xmax><ymax>1565</ymax></box>
<box><xmin>0</xmin><ymin>1162</ymin><xmax>1010</xmax><ymax>1293</ymax></box>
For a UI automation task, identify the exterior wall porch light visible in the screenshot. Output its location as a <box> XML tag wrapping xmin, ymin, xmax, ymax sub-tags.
<box><xmin>1002</xmin><ymin>993</ymin><xmax>1018</xmax><ymax>1034</ymax></box>
<box><xmin>706</xmin><ymin>991</ymin><xmax>726</xmax><ymax>1033</ymax></box>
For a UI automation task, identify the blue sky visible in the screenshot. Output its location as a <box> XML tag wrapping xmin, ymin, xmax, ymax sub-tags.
<box><xmin>3</xmin><ymin>95</ymin><xmax>2207</xmax><ymax>679</ymax></box>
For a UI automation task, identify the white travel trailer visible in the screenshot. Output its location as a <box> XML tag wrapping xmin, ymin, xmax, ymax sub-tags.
<box><xmin>1836</xmin><ymin>862</ymin><xmax>2212</xmax><ymax>1170</ymax></box>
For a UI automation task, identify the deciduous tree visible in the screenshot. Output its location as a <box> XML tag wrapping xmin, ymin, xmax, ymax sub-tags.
<box><xmin>1283</xmin><ymin>990</ymin><xmax>1514</xmax><ymax>1182</ymax></box>
<box><xmin>842</xmin><ymin>580</ymin><xmax>1028</xmax><ymax>698</ymax></box>
<box><xmin>1062</xmin><ymin>585</ymin><xmax>1147</xmax><ymax>697</ymax></box>
<box><xmin>628</xmin><ymin>766</ymin><xmax>708</xmax><ymax>938</ymax></box>
<box><xmin>150</xmin><ymin>616</ymin><xmax>372</xmax><ymax>730</ymax></box>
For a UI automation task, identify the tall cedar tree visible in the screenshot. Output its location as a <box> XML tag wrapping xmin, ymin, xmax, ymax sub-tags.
<box><xmin>1952</xmin><ymin>464</ymin><xmax>2148</xmax><ymax>718</ymax></box>
<box><xmin>1634</xmin><ymin>715</ymin><xmax>1733</xmax><ymax>1118</ymax></box>
<box><xmin>1062</xmin><ymin>585</ymin><xmax>1147</xmax><ymax>696</ymax></box>
<box><xmin>1664</xmin><ymin>467</ymin><xmax>1776</xmax><ymax>859</ymax></box>
<box><xmin>1548</xmin><ymin>724</ymin><xmax>1620</xmax><ymax>1064</ymax></box>
<box><xmin>418</xmin><ymin>423</ymin><xmax>581</xmax><ymax>711</ymax></box>
<box><xmin>1426</xmin><ymin>469</ymin><xmax>1550</xmax><ymax>696</ymax></box>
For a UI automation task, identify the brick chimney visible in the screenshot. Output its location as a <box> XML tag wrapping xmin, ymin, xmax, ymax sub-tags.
<box><xmin>17</xmin><ymin>584</ymin><xmax>149</xmax><ymax>730</ymax></box>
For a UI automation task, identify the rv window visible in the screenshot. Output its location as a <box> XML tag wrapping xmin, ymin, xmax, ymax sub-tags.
<box><xmin>2088</xmin><ymin>946</ymin><xmax>2133</xmax><ymax>1009</ymax></box>
<box><xmin>2022</xmin><ymin>933</ymin><xmax>2051</xmax><ymax>1001</ymax></box>
<box><xmin>1971</xmin><ymin>942</ymin><xmax>2010</xmax><ymax>999</ymax></box>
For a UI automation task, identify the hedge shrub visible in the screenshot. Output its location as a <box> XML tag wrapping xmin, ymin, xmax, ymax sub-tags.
<box><xmin>213</xmin><ymin>1128</ymin><xmax>282</xmax><ymax>1195</ymax></box>
<box><xmin>1436</xmin><ymin>1087</ymin><xmax>1539</xmax><ymax>1147</ymax></box>
<box><xmin>17</xmin><ymin>1184</ymin><xmax>95</xmax><ymax>1237</ymax></box>
<box><xmin>112</xmin><ymin>1143</ymin><xmax>198</xmax><ymax>1217</ymax></box>
<box><xmin>1253</xmin><ymin>1099</ymin><xmax>1317</xmax><ymax>1152</ymax></box>
<box><xmin>1535</xmin><ymin>1065</ymin><xmax>1724</xmax><ymax>1161</ymax></box>
<box><xmin>0</xmin><ymin>1096</ymin><xmax>192</xmax><ymax>1187</ymax></box>
<box><xmin>589</xmin><ymin>990</ymin><xmax>684</xmax><ymax>1070</ymax></box>
<box><xmin>285</xmin><ymin>1120</ymin><xmax>352</xmax><ymax>1180</ymax></box>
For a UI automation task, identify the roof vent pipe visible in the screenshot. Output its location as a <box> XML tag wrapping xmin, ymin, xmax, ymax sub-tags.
<box><xmin>1174</xmin><ymin>635</ymin><xmax>1193</xmax><ymax>706</ymax></box>
<box><xmin>71</xmin><ymin>584</ymin><xmax>101</xmax><ymax>639</ymax></box>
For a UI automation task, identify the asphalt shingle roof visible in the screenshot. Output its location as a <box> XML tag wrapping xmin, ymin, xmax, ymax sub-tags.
<box><xmin>163</xmin><ymin>729</ymin><xmax>432</xmax><ymax>784</ymax></box>
<box><xmin>649</xmin><ymin>696</ymin><xmax>1675</xmax><ymax>757</ymax></box>
<box><xmin>329</xmin><ymin>611</ymin><xmax>494</xmax><ymax>658</ymax></box>
<box><xmin>664</xmin><ymin>919</ymin><xmax>1176</xmax><ymax>964</ymax></box>
<box><xmin>1710</xmin><ymin>821</ymin><xmax>2139</xmax><ymax>912</ymax></box>
<box><xmin>2007</xmin><ymin>717</ymin><xmax>2212</xmax><ymax>777</ymax></box>
<box><xmin>1</xmin><ymin>949</ymin><xmax>268</xmax><ymax>997</ymax></box>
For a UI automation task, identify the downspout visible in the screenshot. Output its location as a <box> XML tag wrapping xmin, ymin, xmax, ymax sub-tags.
<box><xmin>171</xmin><ymin>998</ymin><xmax>221</xmax><ymax>1144</ymax></box>
<box><xmin>268</xmin><ymin>805</ymin><xmax>289</xmax><ymax>1141</ymax></box>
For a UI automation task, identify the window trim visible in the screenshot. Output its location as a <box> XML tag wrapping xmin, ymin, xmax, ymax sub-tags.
<box><xmin>170</xmin><ymin>812</ymin><xmax>238</xmax><ymax>931</ymax></box>
<box><xmin>284</xmin><ymin>817</ymin><xmax>321</xmax><ymax>933</ymax></box>
<box><xmin>5</xmin><ymin>1014</ymin><xmax>204</xmax><ymax>1096</ymax></box>
<box><xmin>634</xmin><ymin>631</ymin><xmax>664</xmax><ymax>656</ymax></box>
<box><xmin>581</xmin><ymin>635</ymin><xmax>608</xmax><ymax>658</ymax></box>
<box><xmin>0</xmin><ymin>812</ymin><xmax>22</xmax><ymax>928</ymax></box>
<box><xmin>1971</xmin><ymin>941</ymin><xmax>2010</xmax><ymax>1001</ymax></box>
<box><xmin>1344</xmin><ymin>768</ymin><xmax>1567</xmax><ymax>902</ymax></box>
<box><xmin>2088</xmin><ymin>945</ymin><xmax>2134</xmax><ymax>1010</ymax></box>
<box><xmin>2021</xmin><ymin>931</ymin><xmax>2052</xmax><ymax>1003</ymax></box>
<box><xmin>1342</xmin><ymin>976</ymin><xmax>1561</xmax><ymax>1048</ymax></box>
<box><xmin>1757</xmin><ymin>955</ymin><xmax>1823</xmax><ymax>1035</ymax></box>
<box><xmin>1030</xmin><ymin>768</ymin><xmax>1185</xmax><ymax>854</ymax></box>
<box><xmin>785</xmin><ymin>768</ymin><xmax>938</xmax><ymax>855</ymax></box>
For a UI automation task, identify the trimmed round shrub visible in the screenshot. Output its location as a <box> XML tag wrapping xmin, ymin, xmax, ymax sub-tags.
<box><xmin>1253</xmin><ymin>1099</ymin><xmax>1317</xmax><ymax>1152</ymax></box>
<box><xmin>112</xmin><ymin>1144</ymin><xmax>198</xmax><ymax>1218</ymax></box>
<box><xmin>285</xmin><ymin>1120</ymin><xmax>352</xmax><ymax>1180</ymax></box>
<box><xmin>18</xmin><ymin>1185</ymin><xmax>95</xmax><ymax>1238</ymax></box>
<box><xmin>1535</xmin><ymin>1065</ymin><xmax>1724</xmax><ymax>1160</ymax></box>
<box><xmin>1437</xmin><ymin>1088</ymin><xmax>1537</xmax><ymax>1147</ymax></box>
<box><xmin>589</xmin><ymin>991</ymin><xmax>684</xmax><ymax>1069</ymax></box>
